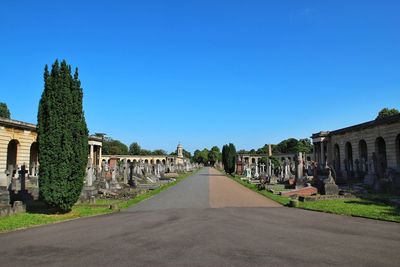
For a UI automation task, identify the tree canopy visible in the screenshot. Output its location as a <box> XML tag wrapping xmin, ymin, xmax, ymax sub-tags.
<box><xmin>102</xmin><ymin>138</ymin><xmax>129</xmax><ymax>155</ymax></box>
<box><xmin>222</xmin><ymin>143</ymin><xmax>236</xmax><ymax>174</ymax></box>
<box><xmin>0</xmin><ymin>102</ymin><xmax>10</xmax><ymax>119</ymax></box>
<box><xmin>376</xmin><ymin>107</ymin><xmax>399</xmax><ymax>119</ymax></box>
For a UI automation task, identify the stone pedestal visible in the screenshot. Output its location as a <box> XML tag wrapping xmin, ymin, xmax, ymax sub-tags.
<box><xmin>322</xmin><ymin>181</ymin><xmax>339</xmax><ymax>195</ymax></box>
<box><xmin>0</xmin><ymin>187</ymin><xmax>10</xmax><ymax>205</ymax></box>
<box><xmin>81</xmin><ymin>186</ymin><xmax>98</xmax><ymax>201</ymax></box>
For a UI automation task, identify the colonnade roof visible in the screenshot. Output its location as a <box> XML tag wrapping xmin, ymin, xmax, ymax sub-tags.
<box><xmin>0</xmin><ymin>117</ymin><xmax>36</xmax><ymax>131</ymax></box>
<box><xmin>312</xmin><ymin>114</ymin><xmax>400</xmax><ymax>138</ymax></box>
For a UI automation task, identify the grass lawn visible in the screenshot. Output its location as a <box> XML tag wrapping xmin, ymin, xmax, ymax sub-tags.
<box><xmin>0</xmin><ymin>170</ymin><xmax>197</xmax><ymax>232</ymax></box>
<box><xmin>226</xmin><ymin>171</ymin><xmax>400</xmax><ymax>223</ymax></box>
<box><xmin>298</xmin><ymin>198</ymin><xmax>400</xmax><ymax>222</ymax></box>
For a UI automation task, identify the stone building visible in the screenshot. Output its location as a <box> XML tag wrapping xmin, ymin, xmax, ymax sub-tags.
<box><xmin>0</xmin><ymin>117</ymin><xmax>102</xmax><ymax>204</ymax></box>
<box><xmin>312</xmin><ymin>114</ymin><xmax>400</xmax><ymax>186</ymax></box>
<box><xmin>101</xmin><ymin>143</ymin><xmax>189</xmax><ymax>167</ymax></box>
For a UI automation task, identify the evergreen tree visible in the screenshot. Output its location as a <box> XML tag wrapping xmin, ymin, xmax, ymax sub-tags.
<box><xmin>0</xmin><ymin>102</ymin><xmax>11</xmax><ymax>119</ymax></box>
<box><xmin>227</xmin><ymin>143</ymin><xmax>236</xmax><ymax>174</ymax></box>
<box><xmin>222</xmin><ymin>144</ymin><xmax>236</xmax><ymax>174</ymax></box>
<box><xmin>37</xmin><ymin>60</ymin><xmax>88</xmax><ymax>212</ymax></box>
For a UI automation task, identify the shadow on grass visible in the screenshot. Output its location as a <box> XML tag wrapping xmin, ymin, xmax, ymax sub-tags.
<box><xmin>25</xmin><ymin>200</ymin><xmax>69</xmax><ymax>215</ymax></box>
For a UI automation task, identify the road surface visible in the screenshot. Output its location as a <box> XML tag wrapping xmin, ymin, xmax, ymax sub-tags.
<box><xmin>0</xmin><ymin>167</ymin><xmax>399</xmax><ymax>266</ymax></box>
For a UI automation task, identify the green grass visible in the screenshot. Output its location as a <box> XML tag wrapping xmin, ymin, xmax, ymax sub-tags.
<box><xmin>225</xmin><ymin>171</ymin><xmax>400</xmax><ymax>223</ymax></box>
<box><xmin>298</xmin><ymin>198</ymin><xmax>400</xmax><ymax>222</ymax></box>
<box><xmin>230</xmin><ymin>174</ymin><xmax>290</xmax><ymax>206</ymax></box>
<box><xmin>0</xmin><ymin>170</ymin><xmax>197</xmax><ymax>232</ymax></box>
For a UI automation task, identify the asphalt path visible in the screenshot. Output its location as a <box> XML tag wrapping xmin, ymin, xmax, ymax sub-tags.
<box><xmin>0</xmin><ymin>167</ymin><xmax>399</xmax><ymax>267</ymax></box>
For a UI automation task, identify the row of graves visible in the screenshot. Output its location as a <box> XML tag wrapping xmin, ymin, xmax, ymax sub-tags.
<box><xmin>1</xmin><ymin>157</ymin><xmax>197</xmax><ymax>216</ymax></box>
<box><xmin>82</xmin><ymin>157</ymin><xmax>198</xmax><ymax>202</ymax></box>
<box><xmin>236</xmin><ymin>152</ymin><xmax>343</xmax><ymax>204</ymax></box>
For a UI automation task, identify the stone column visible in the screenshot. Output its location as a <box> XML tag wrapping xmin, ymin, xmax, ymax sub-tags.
<box><xmin>89</xmin><ymin>145</ymin><xmax>94</xmax><ymax>165</ymax></box>
<box><xmin>99</xmin><ymin>146</ymin><xmax>102</xmax><ymax>162</ymax></box>
<box><xmin>320</xmin><ymin>141</ymin><xmax>325</xmax><ymax>167</ymax></box>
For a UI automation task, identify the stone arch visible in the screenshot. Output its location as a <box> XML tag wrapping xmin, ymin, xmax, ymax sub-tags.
<box><xmin>375</xmin><ymin>137</ymin><xmax>387</xmax><ymax>178</ymax></box>
<box><xmin>145</xmin><ymin>159</ymin><xmax>149</xmax><ymax>164</ymax></box>
<box><xmin>150</xmin><ymin>159</ymin><xmax>154</xmax><ymax>164</ymax></box>
<box><xmin>333</xmin><ymin>143</ymin><xmax>341</xmax><ymax>173</ymax></box>
<box><xmin>251</xmin><ymin>158</ymin><xmax>256</xmax><ymax>164</ymax></box>
<box><xmin>358</xmin><ymin>139</ymin><xmax>368</xmax><ymax>162</ymax></box>
<box><xmin>396</xmin><ymin>134</ymin><xmax>400</xmax><ymax>169</ymax></box>
<box><xmin>156</xmin><ymin>159</ymin><xmax>161</xmax><ymax>164</ymax></box>
<box><xmin>162</xmin><ymin>159</ymin><xmax>166</xmax><ymax>165</ymax></box>
<box><xmin>6</xmin><ymin>139</ymin><xmax>19</xmax><ymax>172</ymax></box>
<box><xmin>29</xmin><ymin>142</ymin><xmax>38</xmax><ymax>176</ymax></box>
<box><xmin>345</xmin><ymin>142</ymin><xmax>353</xmax><ymax>174</ymax></box>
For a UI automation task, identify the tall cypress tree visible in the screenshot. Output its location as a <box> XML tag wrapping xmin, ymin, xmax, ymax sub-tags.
<box><xmin>227</xmin><ymin>143</ymin><xmax>237</xmax><ymax>174</ymax></box>
<box><xmin>222</xmin><ymin>143</ymin><xmax>237</xmax><ymax>174</ymax></box>
<box><xmin>37</xmin><ymin>60</ymin><xmax>88</xmax><ymax>212</ymax></box>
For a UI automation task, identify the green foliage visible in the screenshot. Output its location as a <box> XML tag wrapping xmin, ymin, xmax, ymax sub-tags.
<box><xmin>102</xmin><ymin>138</ymin><xmax>128</xmax><ymax>155</ymax></box>
<box><xmin>0</xmin><ymin>102</ymin><xmax>10</xmax><ymax>119</ymax></box>
<box><xmin>276</xmin><ymin>138</ymin><xmax>313</xmax><ymax>154</ymax></box>
<box><xmin>152</xmin><ymin>149</ymin><xmax>167</xmax><ymax>155</ymax></box>
<box><xmin>376</xmin><ymin>107</ymin><xmax>399</xmax><ymax>119</ymax></box>
<box><xmin>208</xmin><ymin>146</ymin><xmax>221</xmax><ymax>166</ymax></box>
<box><xmin>193</xmin><ymin>149</ymin><xmax>209</xmax><ymax>164</ymax></box>
<box><xmin>37</xmin><ymin>60</ymin><xmax>88</xmax><ymax>212</ymax></box>
<box><xmin>128</xmin><ymin>142</ymin><xmax>141</xmax><ymax>155</ymax></box>
<box><xmin>222</xmin><ymin>143</ymin><xmax>236</xmax><ymax>174</ymax></box>
<box><xmin>129</xmin><ymin>142</ymin><xmax>169</xmax><ymax>156</ymax></box>
<box><xmin>182</xmin><ymin>149</ymin><xmax>192</xmax><ymax>159</ymax></box>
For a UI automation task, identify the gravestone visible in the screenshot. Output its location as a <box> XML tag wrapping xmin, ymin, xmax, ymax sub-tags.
<box><xmin>321</xmin><ymin>168</ymin><xmax>339</xmax><ymax>195</ymax></box>
<box><xmin>364</xmin><ymin>155</ymin><xmax>377</xmax><ymax>186</ymax></box>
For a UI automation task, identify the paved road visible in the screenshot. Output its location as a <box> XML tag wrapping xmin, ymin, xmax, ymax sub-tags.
<box><xmin>0</xmin><ymin>167</ymin><xmax>399</xmax><ymax>266</ymax></box>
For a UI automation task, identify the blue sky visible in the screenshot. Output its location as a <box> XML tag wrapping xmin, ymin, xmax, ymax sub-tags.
<box><xmin>0</xmin><ymin>0</ymin><xmax>399</xmax><ymax>153</ymax></box>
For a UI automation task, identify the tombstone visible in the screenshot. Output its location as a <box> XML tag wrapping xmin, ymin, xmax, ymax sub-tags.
<box><xmin>86</xmin><ymin>163</ymin><xmax>94</xmax><ymax>186</ymax></box>
<box><xmin>354</xmin><ymin>159</ymin><xmax>360</xmax><ymax>178</ymax></box>
<box><xmin>18</xmin><ymin>164</ymin><xmax>28</xmax><ymax>191</ymax></box>
<box><xmin>295</xmin><ymin>152</ymin><xmax>304</xmax><ymax>181</ymax></box>
<box><xmin>123</xmin><ymin>161</ymin><xmax>128</xmax><ymax>184</ymax></box>
<box><xmin>254</xmin><ymin>165</ymin><xmax>259</xmax><ymax>179</ymax></box>
<box><xmin>245</xmin><ymin>167</ymin><xmax>252</xmax><ymax>179</ymax></box>
<box><xmin>268</xmin><ymin>160</ymin><xmax>272</xmax><ymax>177</ymax></box>
<box><xmin>321</xmin><ymin>168</ymin><xmax>339</xmax><ymax>195</ymax></box>
<box><xmin>364</xmin><ymin>155</ymin><xmax>377</xmax><ymax>186</ymax></box>
<box><xmin>111</xmin><ymin>167</ymin><xmax>116</xmax><ymax>182</ymax></box>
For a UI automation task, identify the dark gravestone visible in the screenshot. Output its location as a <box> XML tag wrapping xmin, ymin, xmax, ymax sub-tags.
<box><xmin>321</xmin><ymin>168</ymin><xmax>339</xmax><ymax>195</ymax></box>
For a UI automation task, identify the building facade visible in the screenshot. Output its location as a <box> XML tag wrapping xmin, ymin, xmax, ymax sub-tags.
<box><xmin>0</xmin><ymin>117</ymin><xmax>102</xmax><ymax>188</ymax></box>
<box><xmin>312</xmin><ymin>114</ymin><xmax>400</xmax><ymax>183</ymax></box>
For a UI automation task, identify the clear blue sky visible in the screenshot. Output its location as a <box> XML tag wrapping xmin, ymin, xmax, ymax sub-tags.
<box><xmin>1</xmin><ymin>0</ymin><xmax>399</xmax><ymax>153</ymax></box>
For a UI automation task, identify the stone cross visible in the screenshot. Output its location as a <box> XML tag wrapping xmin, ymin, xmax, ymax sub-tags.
<box><xmin>19</xmin><ymin>164</ymin><xmax>28</xmax><ymax>191</ymax></box>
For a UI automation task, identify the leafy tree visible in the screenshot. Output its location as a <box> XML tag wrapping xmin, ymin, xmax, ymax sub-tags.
<box><xmin>0</xmin><ymin>102</ymin><xmax>10</xmax><ymax>119</ymax></box>
<box><xmin>37</xmin><ymin>60</ymin><xmax>88</xmax><ymax>212</ymax></box>
<box><xmin>152</xmin><ymin>149</ymin><xmax>167</xmax><ymax>155</ymax></box>
<box><xmin>102</xmin><ymin>137</ymin><xmax>129</xmax><ymax>155</ymax></box>
<box><xmin>129</xmin><ymin>142</ymin><xmax>141</xmax><ymax>155</ymax></box>
<box><xmin>222</xmin><ymin>143</ymin><xmax>236</xmax><ymax>174</ymax></box>
<box><xmin>182</xmin><ymin>149</ymin><xmax>192</xmax><ymax>159</ymax></box>
<box><xmin>192</xmin><ymin>148</ymin><xmax>209</xmax><ymax>164</ymax></box>
<box><xmin>296</xmin><ymin>138</ymin><xmax>313</xmax><ymax>153</ymax></box>
<box><xmin>276</xmin><ymin>138</ymin><xmax>298</xmax><ymax>154</ymax></box>
<box><xmin>376</xmin><ymin>108</ymin><xmax>399</xmax><ymax>119</ymax></box>
<box><xmin>208</xmin><ymin>146</ymin><xmax>221</xmax><ymax>166</ymax></box>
